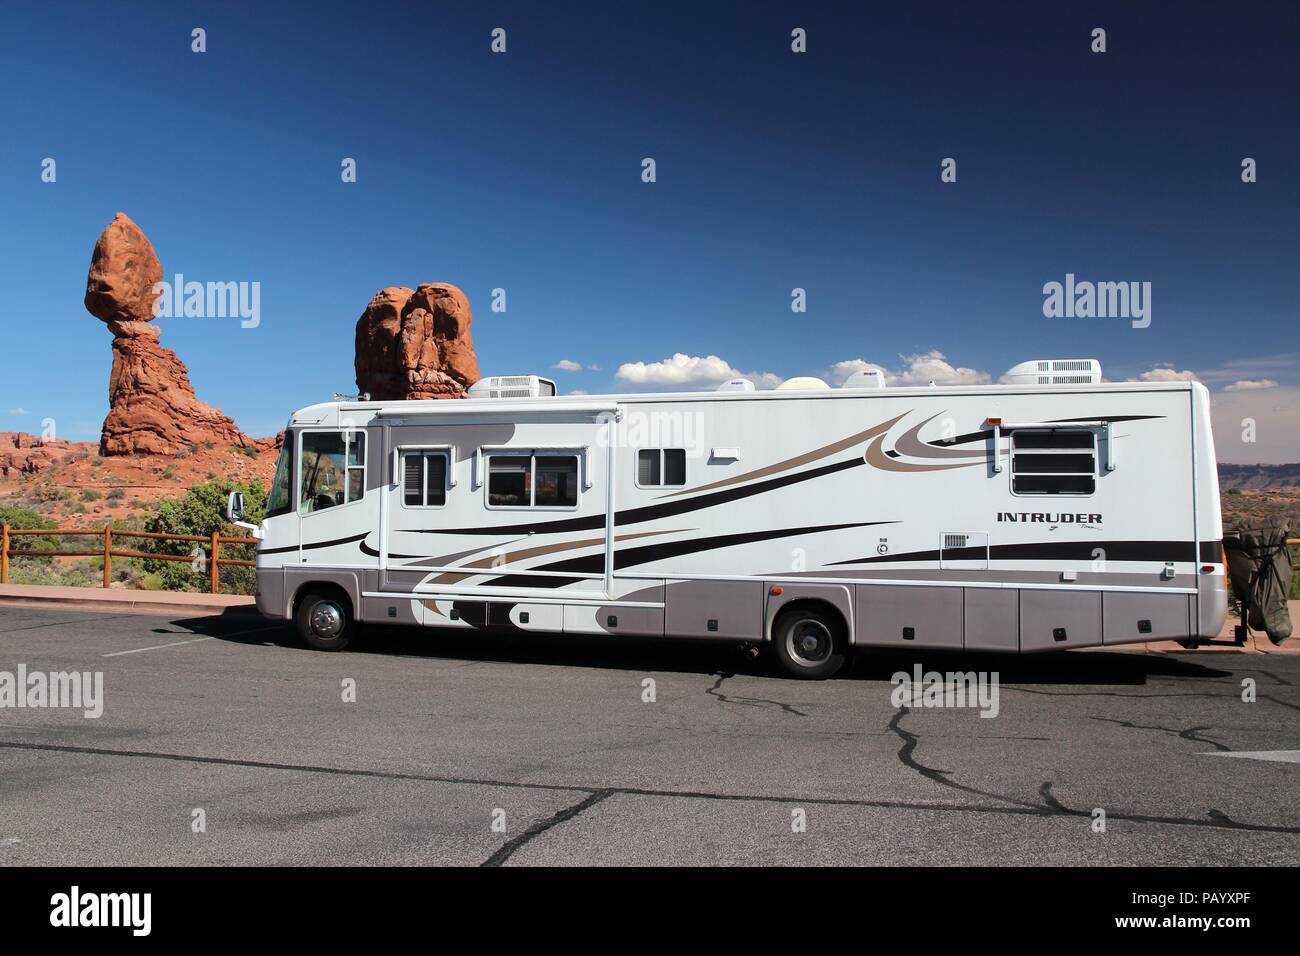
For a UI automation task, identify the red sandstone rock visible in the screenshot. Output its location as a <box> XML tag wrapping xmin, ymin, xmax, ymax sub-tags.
<box><xmin>84</xmin><ymin>212</ymin><xmax>163</xmax><ymax>324</ymax></box>
<box><xmin>355</xmin><ymin>283</ymin><xmax>480</xmax><ymax>401</ymax></box>
<box><xmin>84</xmin><ymin>213</ymin><xmax>252</xmax><ymax>456</ymax></box>
<box><xmin>0</xmin><ymin>432</ymin><xmax>75</xmax><ymax>478</ymax></box>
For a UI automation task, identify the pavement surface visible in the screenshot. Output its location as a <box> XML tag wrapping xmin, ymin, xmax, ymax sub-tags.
<box><xmin>0</xmin><ymin>604</ymin><xmax>1296</xmax><ymax>866</ymax></box>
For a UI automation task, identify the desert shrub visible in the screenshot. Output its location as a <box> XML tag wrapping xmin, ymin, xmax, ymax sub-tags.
<box><xmin>80</xmin><ymin>489</ymin><xmax>101</xmax><ymax>502</ymax></box>
<box><xmin>7</xmin><ymin>558</ymin><xmax>102</xmax><ymax>588</ymax></box>
<box><xmin>0</xmin><ymin>506</ymin><xmax>60</xmax><ymax>566</ymax></box>
<box><xmin>106</xmin><ymin>488</ymin><xmax>126</xmax><ymax>501</ymax></box>
<box><xmin>133</xmin><ymin>479</ymin><xmax>266</xmax><ymax>594</ymax></box>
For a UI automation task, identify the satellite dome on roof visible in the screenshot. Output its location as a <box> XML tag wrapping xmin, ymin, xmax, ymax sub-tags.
<box><xmin>775</xmin><ymin>376</ymin><xmax>831</xmax><ymax>391</ymax></box>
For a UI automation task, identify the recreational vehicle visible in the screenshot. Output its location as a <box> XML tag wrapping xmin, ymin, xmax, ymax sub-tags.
<box><xmin>228</xmin><ymin>360</ymin><xmax>1227</xmax><ymax>678</ymax></box>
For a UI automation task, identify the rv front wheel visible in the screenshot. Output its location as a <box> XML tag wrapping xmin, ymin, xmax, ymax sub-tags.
<box><xmin>296</xmin><ymin>592</ymin><xmax>353</xmax><ymax>651</ymax></box>
<box><xmin>772</xmin><ymin>607</ymin><xmax>845</xmax><ymax>679</ymax></box>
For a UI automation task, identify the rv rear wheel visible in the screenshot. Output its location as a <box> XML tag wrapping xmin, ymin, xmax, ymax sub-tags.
<box><xmin>296</xmin><ymin>592</ymin><xmax>353</xmax><ymax>651</ymax></box>
<box><xmin>771</xmin><ymin>607</ymin><xmax>846</xmax><ymax>679</ymax></box>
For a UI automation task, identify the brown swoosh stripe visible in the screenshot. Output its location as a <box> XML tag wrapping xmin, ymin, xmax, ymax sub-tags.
<box><xmin>865</xmin><ymin>434</ymin><xmax>988</xmax><ymax>473</ymax></box>
<box><xmin>423</xmin><ymin>528</ymin><xmax>690</xmax><ymax>587</ymax></box>
<box><xmin>658</xmin><ymin>411</ymin><xmax>909</xmax><ymax>498</ymax></box>
<box><xmin>894</xmin><ymin>412</ymin><xmax>991</xmax><ymax>460</ymax></box>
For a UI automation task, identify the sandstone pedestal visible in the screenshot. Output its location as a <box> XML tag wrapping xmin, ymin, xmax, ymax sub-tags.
<box><xmin>84</xmin><ymin>213</ymin><xmax>251</xmax><ymax>455</ymax></box>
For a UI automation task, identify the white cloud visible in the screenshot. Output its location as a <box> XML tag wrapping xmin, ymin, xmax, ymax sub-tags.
<box><xmin>616</xmin><ymin>353</ymin><xmax>783</xmax><ymax>389</ymax></box>
<box><xmin>1224</xmin><ymin>379</ymin><xmax>1279</xmax><ymax>392</ymax></box>
<box><xmin>567</xmin><ymin>389</ymin><xmax>589</xmax><ymax>396</ymax></box>
<box><xmin>831</xmin><ymin>351</ymin><xmax>992</xmax><ymax>387</ymax></box>
<box><xmin>1131</xmin><ymin>367</ymin><xmax>1199</xmax><ymax>383</ymax></box>
<box><xmin>552</xmin><ymin>359</ymin><xmax>582</xmax><ymax>372</ymax></box>
<box><xmin>6</xmin><ymin>407</ymin><xmax>30</xmax><ymax>415</ymax></box>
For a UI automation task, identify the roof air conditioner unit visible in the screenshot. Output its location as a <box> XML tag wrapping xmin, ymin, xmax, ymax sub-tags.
<box><xmin>841</xmin><ymin>369</ymin><xmax>886</xmax><ymax>389</ymax></box>
<box><xmin>1002</xmin><ymin>359</ymin><xmax>1102</xmax><ymax>386</ymax></box>
<box><xmin>716</xmin><ymin>378</ymin><xmax>755</xmax><ymax>392</ymax></box>
<box><xmin>468</xmin><ymin>375</ymin><xmax>558</xmax><ymax>399</ymax></box>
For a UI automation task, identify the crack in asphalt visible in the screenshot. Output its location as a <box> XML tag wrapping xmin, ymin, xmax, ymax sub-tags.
<box><xmin>1002</xmin><ymin>687</ymin><xmax>1229</xmax><ymax>700</ymax></box>
<box><xmin>888</xmin><ymin>707</ymin><xmax>1054</xmax><ymax>812</ymax></box>
<box><xmin>0</xmin><ymin>614</ymin><xmax>124</xmax><ymax>634</ymax></box>
<box><xmin>1090</xmin><ymin>717</ymin><xmax>1232</xmax><ymax>752</ymax></box>
<box><xmin>1261</xmin><ymin>694</ymin><xmax>1300</xmax><ymax>713</ymax></box>
<box><xmin>1040</xmin><ymin>781</ymin><xmax>1256</xmax><ymax>832</ymax></box>
<box><xmin>2</xmin><ymin>739</ymin><xmax>1297</xmax><ymax>837</ymax></box>
<box><xmin>706</xmin><ymin>671</ymin><xmax>808</xmax><ymax>717</ymax></box>
<box><xmin>480</xmin><ymin>789</ymin><xmax>614</xmax><ymax>866</ymax></box>
<box><xmin>887</xmin><ymin>711</ymin><xmax>1300</xmax><ymax>835</ymax></box>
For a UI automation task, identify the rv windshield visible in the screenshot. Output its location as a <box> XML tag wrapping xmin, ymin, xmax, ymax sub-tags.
<box><xmin>265</xmin><ymin>436</ymin><xmax>293</xmax><ymax>518</ymax></box>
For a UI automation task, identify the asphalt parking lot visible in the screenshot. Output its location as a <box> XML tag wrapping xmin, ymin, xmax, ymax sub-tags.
<box><xmin>0</xmin><ymin>604</ymin><xmax>1296</xmax><ymax>866</ymax></box>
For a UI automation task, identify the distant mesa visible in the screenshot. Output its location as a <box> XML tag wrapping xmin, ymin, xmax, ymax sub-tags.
<box><xmin>85</xmin><ymin>212</ymin><xmax>255</xmax><ymax>456</ymax></box>
<box><xmin>355</xmin><ymin>283</ymin><xmax>480</xmax><ymax>401</ymax></box>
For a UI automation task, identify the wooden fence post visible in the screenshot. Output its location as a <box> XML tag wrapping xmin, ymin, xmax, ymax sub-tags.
<box><xmin>1</xmin><ymin>523</ymin><xmax>8</xmax><ymax>584</ymax></box>
<box><xmin>210</xmin><ymin>530</ymin><xmax>220</xmax><ymax>594</ymax></box>
<box><xmin>103</xmin><ymin>525</ymin><xmax>112</xmax><ymax>588</ymax></box>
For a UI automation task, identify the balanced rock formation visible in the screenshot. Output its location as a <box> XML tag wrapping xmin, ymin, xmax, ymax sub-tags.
<box><xmin>355</xmin><ymin>283</ymin><xmax>480</xmax><ymax>401</ymax></box>
<box><xmin>85</xmin><ymin>213</ymin><xmax>251</xmax><ymax>455</ymax></box>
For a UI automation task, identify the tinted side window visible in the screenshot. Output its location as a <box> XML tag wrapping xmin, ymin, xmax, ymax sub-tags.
<box><xmin>403</xmin><ymin>452</ymin><xmax>448</xmax><ymax>507</ymax></box>
<box><xmin>1011</xmin><ymin>429</ymin><xmax>1096</xmax><ymax>495</ymax></box>
<box><xmin>636</xmin><ymin>448</ymin><xmax>686</xmax><ymax>487</ymax></box>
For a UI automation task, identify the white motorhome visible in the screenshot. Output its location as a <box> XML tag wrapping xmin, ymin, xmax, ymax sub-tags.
<box><xmin>230</xmin><ymin>360</ymin><xmax>1227</xmax><ymax>678</ymax></box>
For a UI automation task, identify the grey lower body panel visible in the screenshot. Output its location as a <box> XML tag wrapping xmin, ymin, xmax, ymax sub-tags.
<box><xmin>853</xmin><ymin>582</ymin><xmax>1207</xmax><ymax>652</ymax></box>
<box><xmin>270</xmin><ymin>564</ymin><xmax>1220</xmax><ymax>653</ymax></box>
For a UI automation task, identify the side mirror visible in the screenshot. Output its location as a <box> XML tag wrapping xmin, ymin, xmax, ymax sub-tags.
<box><xmin>226</xmin><ymin>491</ymin><xmax>245</xmax><ymax>522</ymax></box>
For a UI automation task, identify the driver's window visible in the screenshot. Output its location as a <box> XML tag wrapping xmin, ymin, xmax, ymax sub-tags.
<box><xmin>300</xmin><ymin>431</ymin><xmax>365</xmax><ymax>514</ymax></box>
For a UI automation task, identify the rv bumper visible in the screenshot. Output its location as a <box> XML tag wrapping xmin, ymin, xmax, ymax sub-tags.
<box><xmin>255</xmin><ymin>569</ymin><xmax>286</xmax><ymax>620</ymax></box>
<box><xmin>1198</xmin><ymin>573</ymin><xmax>1229</xmax><ymax>639</ymax></box>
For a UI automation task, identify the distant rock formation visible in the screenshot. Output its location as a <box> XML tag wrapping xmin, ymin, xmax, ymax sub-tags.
<box><xmin>85</xmin><ymin>212</ymin><xmax>252</xmax><ymax>455</ymax></box>
<box><xmin>1219</xmin><ymin>463</ymin><xmax>1300</xmax><ymax>492</ymax></box>
<box><xmin>0</xmin><ymin>432</ymin><xmax>76</xmax><ymax>479</ymax></box>
<box><xmin>355</xmin><ymin>283</ymin><xmax>480</xmax><ymax>401</ymax></box>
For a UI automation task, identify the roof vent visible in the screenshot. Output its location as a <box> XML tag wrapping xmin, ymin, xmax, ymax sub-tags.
<box><xmin>841</xmin><ymin>369</ymin><xmax>886</xmax><ymax>389</ymax></box>
<box><xmin>468</xmin><ymin>375</ymin><xmax>558</xmax><ymax>399</ymax></box>
<box><xmin>1002</xmin><ymin>359</ymin><xmax>1102</xmax><ymax>386</ymax></box>
<box><xmin>716</xmin><ymin>378</ymin><xmax>755</xmax><ymax>392</ymax></box>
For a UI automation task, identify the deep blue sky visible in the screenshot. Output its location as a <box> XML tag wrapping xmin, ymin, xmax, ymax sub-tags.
<box><xmin>2</xmin><ymin>1</ymin><xmax>1297</xmax><ymax>458</ymax></box>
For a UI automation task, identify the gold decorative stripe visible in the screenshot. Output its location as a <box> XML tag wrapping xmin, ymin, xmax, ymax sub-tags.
<box><xmin>659</xmin><ymin>411</ymin><xmax>909</xmax><ymax>498</ymax></box>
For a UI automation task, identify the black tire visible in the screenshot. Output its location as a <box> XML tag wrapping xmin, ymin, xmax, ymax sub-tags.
<box><xmin>295</xmin><ymin>591</ymin><xmax>354</xmax><ymax>651</ymax></box>
<box><xmin>771</xmin><ymin>606</ymin><xmax>846</xmax><ymax>679</ymax></box>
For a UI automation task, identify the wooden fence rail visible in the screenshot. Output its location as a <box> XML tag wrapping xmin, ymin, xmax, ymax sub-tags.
<box><xmin>0</xmin><ymin>525</ymin><xmax>257</xmax><ymax>594</ymax></box>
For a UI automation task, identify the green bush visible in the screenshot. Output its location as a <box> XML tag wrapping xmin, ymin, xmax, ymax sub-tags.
<box><xmin>0</xmin><ymin>506</ymin><xmax>60</xmax><ymax>565</ymax></box>
<box><xmin>6</xmin><ymin>558</ymin><xmax>103</xmax><ymax>588</ymax></box>
<box><xmin>80</xmin><ymin>489</ymin><xmax>102</xmax><ymax>502</ymax></box>
<box><xmin>134</xmin><ymin>479</ymin><xmax>266</xmax><ymax>595</ymax></box>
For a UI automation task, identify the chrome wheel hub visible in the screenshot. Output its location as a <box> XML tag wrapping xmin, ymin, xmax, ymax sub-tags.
<box><xmin>309</xmin><ymin>601</ymin><xmax>344</xmax><ymax>639</ymax></box>
<box><xmin>786</xmin><ymin>619</ymin><xmax>832</xmax><ymax>666</ymax></box>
